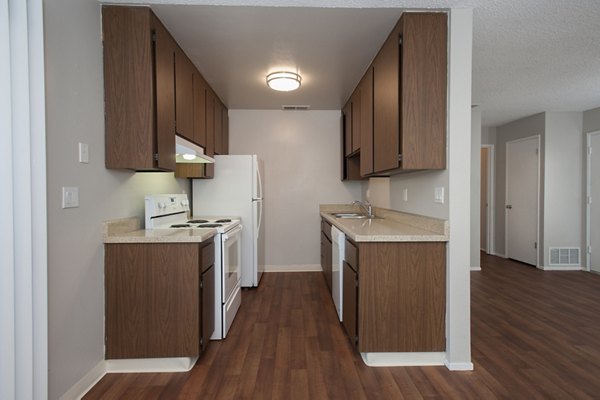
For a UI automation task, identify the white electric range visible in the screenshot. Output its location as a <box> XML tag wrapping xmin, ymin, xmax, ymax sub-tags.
<box><xmin>144</xmin><ymin>194</ymin><xmax>243</xmax><ymax>340</ymax></box>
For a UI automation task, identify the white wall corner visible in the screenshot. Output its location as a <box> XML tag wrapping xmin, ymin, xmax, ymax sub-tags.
<box><xmin>446</xmin><ymin>7</ymin><xmax>473</xmax><ymax>367</ymax></box>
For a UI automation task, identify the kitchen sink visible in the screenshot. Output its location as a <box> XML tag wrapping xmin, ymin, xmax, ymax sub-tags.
<box><xmin>332</xmin><ymin>213</ymin><xmax>379</xmax><ymax>219</ymax></box>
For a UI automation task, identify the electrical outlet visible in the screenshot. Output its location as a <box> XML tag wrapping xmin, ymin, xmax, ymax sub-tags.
<box><xmin>62</xmin><ymin>187</ymin><xmax>79</xmax><ymax>208</ymax></box>
<box><xmin>434</xmin><ymin>187</ymin><xmax>445</xmax><ymax>204</ymax></box>
<box><xmin>403</xmin><ymin>188</ymin><xmax>408</xmax><ymax>202</ymax></box>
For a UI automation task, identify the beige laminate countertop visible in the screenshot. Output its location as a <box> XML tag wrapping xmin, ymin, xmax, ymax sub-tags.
<box><xmin>103</xmin><ymin>217</ymin><xmax>216</xmax><ymax>244</ymax></box>
<box><xmin>320</xmin><ymin>205</ymin><xmax>448</xmax><ymax>242</ymax></box>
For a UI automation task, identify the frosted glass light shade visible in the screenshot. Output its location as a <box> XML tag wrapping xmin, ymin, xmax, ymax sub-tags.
<box><xmin>266</xmin><ymin>71</ymin><xmax>301</xmax><ymax>91</ymax></box>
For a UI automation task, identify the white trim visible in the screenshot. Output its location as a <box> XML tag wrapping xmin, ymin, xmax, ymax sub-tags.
<box><xmin>2</xmin><ymin>1</ymin><xmax>48</xmax><ymax>399</ymax></box>
<box><xmin>264</xmin><ymin>264</ymin><xmax>322</xmax><ymax>272</ymax></box>
<box><xmin>106</xmin><ymin>357</ymin><xmax>198</xmax><ymax>373</ymax></box>
<box><xmin>361</xmin><ymin>352</ymin><xmax>445</xmax><ymax>367</ymax></box>
<box><xmin>494</xmin><ymin>252</ymin><xmax>508</xmax><ymax>258</ymax></box>
<box><xmin>504</xmin><ymin>135</ymin><xmax>541</xmax><ymax>267</ymax></box>
<box><xmin>470</xmin><ymin>266</ymin><xmax>481</xmax><ymax>271</ymax></box>
<box><xmin>444</xmin><ymin>359</ymin><xmax>474</xmax><ymax>371</ymax></box>
<box><xmin>481</xmin><ymin>144</ymin><xmax>495</xmax><ymax>255</ymax></box>
<box><xmin>59</xmin><ymin>361</ymin><xmax>106</xmax><ymax>400</ymax></box>
<box><xmin>538</xmin><ymin>265</ymin><xmax>582</xmax><ymax>271</ymax></box>
<box><xmin>445</xmin><ymin>8</ymin><xmax>473</xmax><ymax>368</ymax></box>
<box><xmin>586</xmin><ymin>131</ymin><xmax>600</xmax><ymax>272</ymax></box>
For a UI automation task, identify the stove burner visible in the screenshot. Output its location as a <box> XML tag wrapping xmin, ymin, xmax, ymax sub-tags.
<box><xmin>197</xmin><ymin>223</ymin><xmax>223</xmax><ymax>228</ymax></box>
<box><xmin>188</xmin><ymin>219</ymin><xmax>209</xmax><ymax>224</ymax></box>
<box><xmin>215</xmin><ymin>219</ymin><xmax>232</xmax><ymax>223</ymax></box>
<box><xmin>170</xmin><ymin>224</ymin><xmax>191</xmax><ymax>228</ymax></box>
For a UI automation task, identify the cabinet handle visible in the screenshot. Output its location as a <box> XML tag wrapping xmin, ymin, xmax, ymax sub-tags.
<box><xmin>506</xmin><ymin>205</ymin><xmax>512</xmax><ymax>209</ymax></box>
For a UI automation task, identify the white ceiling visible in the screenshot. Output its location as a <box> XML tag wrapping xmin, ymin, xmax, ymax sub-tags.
<box><xmin>108</xmin><ymin>0</ymin><xmax>600</xmax><ymax>127</ymax></box>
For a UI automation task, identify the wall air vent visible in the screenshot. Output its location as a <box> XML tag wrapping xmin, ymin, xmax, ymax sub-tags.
<box><xmin>282</xmin><ymin>105</ymin><xmax>310</xmax><ymax>111</ymax></box>
<box><xmin>549</xmin><ymin>247</ymin><xmax>580</xmax><ymax>266</ymax></box>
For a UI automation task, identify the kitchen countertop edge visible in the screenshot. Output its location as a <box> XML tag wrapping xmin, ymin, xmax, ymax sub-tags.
<box><xmin>103</xmin><ymin>217</ymin><xmax>217</xmax><ymax>244</ymax></box>
<box><xmin>320</xmin><ymin>206</ymin><xmax>448</xmax><ymax>243</ymax></box>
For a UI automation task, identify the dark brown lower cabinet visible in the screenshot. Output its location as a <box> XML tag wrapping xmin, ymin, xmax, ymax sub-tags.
<box><xmin>320</xmin><ymin>218</ymin><xmax>333</xmax><ymax>292</ymax></box>
<box><xmin>105</xmin><ymin>240</ymin><xmax>214</xmax><ymax>359</ymax></box>
<box><xmin>342</xmin><ymin>260</ymin><xmax>358</xmax><ymax>347</ymax></box>
<box><xmin>342</xmin><ymin>238</ymin><xmax>446</xmax><ymax>353</ymax></box>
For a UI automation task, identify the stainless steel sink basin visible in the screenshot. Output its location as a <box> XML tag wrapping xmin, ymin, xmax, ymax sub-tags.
<box><xmin>333</xmin><ymin>213</ymin><xmax>367</xmax><ymax>219</ymax></box>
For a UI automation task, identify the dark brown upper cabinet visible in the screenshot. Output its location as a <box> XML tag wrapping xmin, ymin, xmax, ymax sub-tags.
<box><xmin>214</xmin><ymin>97</ymin><xmax>224</xmax><ymax>155</ymax></box>
<box><xmin>175</xmin><ymin>47</ymin><xmax>195</xmax><ymax>142</ymax></box>
<box><xmin>373</xmin><ymin>12</ymin><xmax>447</xmax><ymax>173</ymax></box>
<box><xmin>359</xmin><ymin>67</ymin><xmax>374</xmax><ymax>176</ymax></box>
<box><xmin>103</xmin><ymin>6</ymin><xmax>176</xmax><ymax>171</ymax></box>
<box><xmin>192</xmin><ymin>71</ymin><xmax>207</xmax><ymax>148</ymax></box>
<box><xmin>103</xmin><ymin>5</ymin><xmax>228</xmax><ymax>176</ymax></box>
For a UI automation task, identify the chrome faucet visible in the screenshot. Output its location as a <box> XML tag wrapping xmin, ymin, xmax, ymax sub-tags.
<box><xmin>352</xmin><ymin>200</ymin><xmax>374</xmax><ymax>219</ymax></box>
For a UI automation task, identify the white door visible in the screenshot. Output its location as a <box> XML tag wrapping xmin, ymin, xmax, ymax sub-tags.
<box><xmin>480</xmin><ymin>147</ymin><xmax>489</xmax><ymax>252</ymax></box>
<box><xmin>589</xmin><ymin>132</ymin><xmax>600</xmax><ymax>273</ymax></box>
<box><xmin>506</xmin><ymin>136</ymin><xmax>539</xmax><ymax>266</ymax></box>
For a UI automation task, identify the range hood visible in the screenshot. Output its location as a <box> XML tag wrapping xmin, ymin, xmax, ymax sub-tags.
<box><xmin>175</xmin><ymin>135</ymin><xmax>215</xmax><ymax>164</ymax></box>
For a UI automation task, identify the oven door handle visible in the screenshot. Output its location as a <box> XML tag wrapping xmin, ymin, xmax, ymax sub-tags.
<box><xmin>223</xmin><ymin>225</ymin><xmax>243</xmax><ymax>241</ymax></box>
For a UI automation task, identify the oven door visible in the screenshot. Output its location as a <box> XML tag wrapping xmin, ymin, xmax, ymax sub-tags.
<box><xmin>222</xmin><ymin>224</ymin><xmax>242</xmax><ymax>302</ymax></box>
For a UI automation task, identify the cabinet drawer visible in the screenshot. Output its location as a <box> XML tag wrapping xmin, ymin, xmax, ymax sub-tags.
<box><xmin>345</xmin><ymin>239</ymin><xmax>358</xmax><ymax>270</ymax></box>
<box><xmin>321</xmin><ymin>219</ymin><xmax>332</xmax><ymax>241</ymax></box>
<box><xmin>200</xmin><ymin>240</ymin><xmax>215</xmax><ymax>271</ymax></box>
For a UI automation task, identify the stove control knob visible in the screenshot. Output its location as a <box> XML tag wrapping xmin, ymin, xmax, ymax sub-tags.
<box><xmin>158</xmin><ymin>202</ymin><xmax>166</xmax><ymax>209</ymax></box>
<box><xmin>181</xmin><ymin>199</ymin><xmax>189</xmax><ymax>207</ymax></box>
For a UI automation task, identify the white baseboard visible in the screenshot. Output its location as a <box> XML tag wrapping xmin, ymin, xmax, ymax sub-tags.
<box><xmin>538</xmin><ymin>265</ymin><xmax>582</xmax><ymax>271</ymax></box>
<box><xmin>494</xmin><ymin>252</ymin><xmax>507</xmax><ymax>258</ymax></box>
<box><xmin>360</xmin><ymin>352</ymin><xmax>445</xmax><ymax>367</ymax></box>
<box><xmin>106</xmin><ymin>356</ymin><xmax>197</xmax><ymax>373</ymax></box>
<box><xmin>59</xmin><ymin>360</ymin><xmax>106</xmax><ymax>400</ymax></box>
<box><xmin>470</xmin><ymin>266</ymin><xmax>481</xmax><ymax>271</ymax></box>
<box><xmin>265</xmin><ymin>264</ymin><xmax>322</xmax><ymax>272</ymax></box>
<box><xmin>444</xmin><ymin>359</ymin><xmax>474</xmax><ymax>371</ymax></box>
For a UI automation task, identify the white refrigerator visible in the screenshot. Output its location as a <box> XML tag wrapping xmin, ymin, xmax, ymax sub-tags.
<box><xmin>192</xmin><ymin>155</ymin><xmax>265</xmax><ymax>287</ymax></box>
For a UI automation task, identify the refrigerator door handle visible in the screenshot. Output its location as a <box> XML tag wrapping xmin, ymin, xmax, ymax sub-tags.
<box><xmin>255</xmin><ymin>157</ymin><xmax>263</xmax><ymax>199</ymax></box>
<box><xmin>255</xmin><ymin>200</ymin><xmax>263</xmax><ymax>238</ymax></box>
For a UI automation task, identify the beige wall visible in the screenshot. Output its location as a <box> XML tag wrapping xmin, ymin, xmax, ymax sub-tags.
<box><xmin>583</xmin><ymin>107</ymin><xmax>600</xmax><ymax>133</ymax></box>
<box><xmin>44</xmin><ymin>0</ymin><xmax>189</xmax><ymax>397</ymax></box>
<box><xmin>228</xmin><ymin>110</ymin><xmax>362</xmax><ymax>268</ymax></box>
<box><xmin>542</xmin><ymin>112</ymin><xmax>583</xmax><ymax>267</ymax></box>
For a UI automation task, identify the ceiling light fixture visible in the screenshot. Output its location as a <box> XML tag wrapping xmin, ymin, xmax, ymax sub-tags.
<box><xmin>266</xmin><ymin>71</ymin><xmax>301</xmax><ymax>92</ymax></box>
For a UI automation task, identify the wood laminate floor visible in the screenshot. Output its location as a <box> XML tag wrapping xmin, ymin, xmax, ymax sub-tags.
<box><xmin>84</xmin><ymin>254</ymin><xmax>600</xmax><ymax>399</ymax></box>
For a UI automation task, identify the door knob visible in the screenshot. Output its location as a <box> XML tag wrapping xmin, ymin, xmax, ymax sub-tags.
<box><xmin>506</xmin><ymin>205</ymin><xmax>512</xmax><ymax>209</ymax></box>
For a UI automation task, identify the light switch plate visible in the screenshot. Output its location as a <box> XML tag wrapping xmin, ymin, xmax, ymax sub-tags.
<box><xmin>78</xmin><ymin>142</ymin><xmax>89</xmax><ymax>164</ymax></box>
<box><xmin>403</xmin><ymin>188</ymin><xmax>408</xmax><ymax>202</ymax></box>
<box><xmin>434</xmin><ymin>187</ymin><xmax>445</xmax><ymax>203</ymax></box>
<box><xmin>62</xmin><ymin>187</ymin><xmax>79</xmax><ymax>208</ymax></box>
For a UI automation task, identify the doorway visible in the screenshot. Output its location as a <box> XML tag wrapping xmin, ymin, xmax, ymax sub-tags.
<box><xmin>481</xmin><ymin>145</ymin><xmax>494</xmax><ymax>254</ymax></box>
<box><xmin>587</xmin><ymin>131</ymin><xmax>600</xmax><ymax>273</ymax></box>
<box><xmin>505</xmin><ymin>136</ymin><xmax>540</xmax><ymax>266</ymax></box>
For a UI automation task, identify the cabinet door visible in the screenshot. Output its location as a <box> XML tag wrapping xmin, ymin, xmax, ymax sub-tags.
<box><xmin>343</xmin><ymin>102</ymin><xmax>352</xmax><ymax>157</ymax></box>
<box><xmin>214</xmin><ymin>98</ymin><xmax>224</xmax><ymax>155</ymax></box>
<box><xmin>175</xmin><ymin>48</ymin><xmax>194</xmax><ymax>141</ymax></box>
<box><xmin>204</xmin><ymin>90</ymin><xmax>215</xmax><ymax>178</ymax></box>
<box><xmin>193</xmin><ymin>71</ymin><xmax>207</xmax><ymax>148</ymax></box>
<box><xmin>342</xmin><ymin>261</ymin><xmax>358</xmax><ymax>347</ymax></box>
<box><xmin>359</xmin><ymin>67</ymin><xmax>374</xmax><ymax>176</ymax></box>
<box><xmin>400</xmin><ymin>13</ymin><xmax>447</xmax><ymax>169</ymax></box>
<box><xmin>105</xmin><ymin>243</ymin><xmax>200</xmax><ymax>359</ymax></box>
<box><xmin>320</xmin><ymin>231</ymin><xmax>332</xmax><ymax>292</ymax></box>
<box><xmin>153</xmin><ymin>17</ymin><xmax>177</xmax><ymax>171</ymax></box>
<box><xmin>201</xmin><ymin>264</ymin><xmax>215</xmax><ymax>352</ymax></box>
<box><xmin>351</xmin><ymin>89</ymin><xmax>361</xmax><ymax>154</ymax></box>
<box><xmin>373</xmin><ymin>24</ymin><xmax>400</xmax><ymax>173</ymax></box>
<box><xmin>222</xmin><ymin>107</ymin><xmax>229</xmax><ymax>155</ymax></box>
